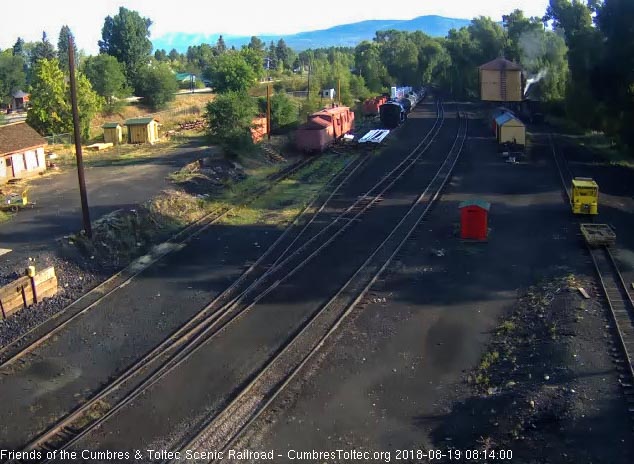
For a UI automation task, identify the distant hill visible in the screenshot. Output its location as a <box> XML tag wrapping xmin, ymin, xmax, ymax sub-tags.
<box><xmin>153</xmin><ymin>15</ymin><xmax>471</xmax><ymax>52</ymax></box>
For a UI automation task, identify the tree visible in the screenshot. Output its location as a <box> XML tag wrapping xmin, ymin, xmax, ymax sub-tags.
<box><xmin>168</xmin><ymin>48</ymin><xmax>180</xmax><ymax>61</ymax></box>
<box><xmin>240</xmin><ymin>47</ymin><xmax>265</xmax><ymax>79</ymax></box>
<box><xmin>12</xmin><ymin>38</ymin><xmax>24</xmax><ymax>57</ymax></box>
<box><xmin>215</xmin><ymin>35</ymin><xmax>227</xmax><ymax>55</ymax></box>
<box><xmin>135</xmin><ymin>61</ymin><xmax>178</xmax><ymax>110</ymax></box>
<box><xmin>205</xmin><ymin>91</ymin><xmax>257</xmax><ymax>155</ymax></box>
<box><xmin>248</xmin><ymin>36</ymin><xmax>265</xmax><ymax>52</ymax></box>
<box><xmin>83</xmin><ymin>54</ymin><xmax>128</xmax><ymax>103</ymax></box>
<box><xmin>0</xmin><ymin>51</ymin><xmax>26</xmax><ymax>104</ymax></box>
<box><xmin>31</xmin><ymin>31</ymin><xmax>56</xmax><ymax>67</ymax></box>
<box><xmin>57</xmin><ymin>25</ymin><xmax>76</xmax><ymax>72</ymax></box>
<box><xmin>27</xmin><ymin>58</ymin><xmax>102</xmax><ymax>138</ymax></box>
<box><xmin>275</xmin><ymin>39</ymin><xmax>294</xmax><ymax>70</ymax></box>
<box><xmin>269</xmin><ymin>93</ymin><xmax>297</xmax><ymax>130</ymax></box>
<box><xmin>99</xmin><ymin>7</ymin><xmax>153</xmax><ymax>90</ymax></box>
<box><xmin>154</xmin><ymin>49</ymin><xmax>167</xmax><ymax>61</ymax></box>
<box><xmin>205</xmin><ymin>52</ymin><xmax>256</xmax><ymax>93</ymax></box>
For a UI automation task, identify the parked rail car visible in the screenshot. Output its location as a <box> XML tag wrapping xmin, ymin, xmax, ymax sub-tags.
<box><xmin>362</xmin><ymin>96</ymin><xmax>387</xmax><ymax>116</ymax></box>
<box><xmin>379</xmin><ymin>101</ymin><xmax>406</xmax><ymax>129</ymax></box>
<box><xmin>296</xmin><ymin>106</ymin><xmax>355</xmax><ymax>153</ymax></box>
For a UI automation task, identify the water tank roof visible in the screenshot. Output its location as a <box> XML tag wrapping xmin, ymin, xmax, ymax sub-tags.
<box><xmin>459</xmin><ymin>199</ymin><xmax>491</xmax><ymax>210</ymax></box>
<box><xmin>479</xmin><ymin>57</ymin><xmax>522</xmax><ymax>71</ymax></box>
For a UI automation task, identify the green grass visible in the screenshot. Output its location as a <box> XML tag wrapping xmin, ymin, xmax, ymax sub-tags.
<box><xmin>220</xmin><ymin>155</ymin><xmax>350</xmax><ymax>227</ymax></box>
<box><xmin>0</xmin><ymin>211</ymin><xmax>12</xmax><ymax>223</ymax></box>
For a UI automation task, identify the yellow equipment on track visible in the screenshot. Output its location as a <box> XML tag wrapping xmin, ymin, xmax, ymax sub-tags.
<box><xmin>571</xmin><ymin>177</ymin><xmax>598</xmax><ymax>215</ymax></box>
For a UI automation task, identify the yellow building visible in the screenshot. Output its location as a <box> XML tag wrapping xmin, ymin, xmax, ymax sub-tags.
<box><xmin>479</xmin><ymin>58</ymin><xmax>523</xmax><ymax>102</ymax></box>
<box><xmin>495</xmin><ymin>112</ymin><xmax>525</xmax><ymax>145</ymax></box>
<box><xmin>124</xmin><ymin>118</ymin><xmax>160</xmax><ymax>144</ymax></box>
<box><xmin>102</xmin><ymin>122</ymin><xmax>123</xmax><ymax>144</ymax></box>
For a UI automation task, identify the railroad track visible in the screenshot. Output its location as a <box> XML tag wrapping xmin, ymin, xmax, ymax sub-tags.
<box><xmin>549</xmin><ymin>134</ymin><xmax>634</xmax><ymax>415</ymax></box>
<box><xmin>175</xmin><ymin>109</ymin><xmax>469</xmax><ymax>461</ymax></box>
<box><xmin>0</xmin><ymin>155</ymin><xmax>318</xmax><ymax>371</ymax></box>
<box><xmin>11</xmin><ymin>103</ymin><xmax>446</xmax><ymax>460</ymax></box>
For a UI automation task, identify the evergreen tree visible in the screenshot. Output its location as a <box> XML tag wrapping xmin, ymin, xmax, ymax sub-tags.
<box><xmin>57</xmin><ymin>25</ymin><xmax>76</xmax><ymax>72</ymax></box>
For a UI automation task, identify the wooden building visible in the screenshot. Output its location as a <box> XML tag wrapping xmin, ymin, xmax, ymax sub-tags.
<box><xmin>11</xmin><ymin>90</ymin><xmax>29</xmax><ymax>111</ymax></box>
<box><xmin>124</xmin><ymin>118</ymin><xmax>160</xmax><ymax>144</ymax></box>
<box><xmin>102</xmin><ymin>122</ymin><xmax>123</xmax><ymax>144</ymax></box>
<box><xmin>479</xmin><ymin>58</ymin><xmax>523</xmax><ymax>102</ymax></box>
<box><xmin>495</xmin><ymin>112</ymin><xmax>525</xmax><ymax>145</ymax></box>
<box><xmin>0</xmin><ymin>122</ymin><xmax>47</xmax><ymax>182</ymax></box>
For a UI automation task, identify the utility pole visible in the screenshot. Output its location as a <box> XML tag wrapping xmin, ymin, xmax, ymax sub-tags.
<box><xmin>68</xmin><ymin>36</ymin><xmax>92</xmax><ymax>238</ymax></box>
<box><xmin>307</xmin><ymin>59</ymin><xmax>311</xmax><ymax>100</ymax></box>
<box><xmin>266</xmin><ymin>84</ymin><xmax>271</xmax><ymax>140</ymax></box>
<box><xmin>337</xmin><ymin>78</ymin><xmax>341</xmax><ymax>106</ymax></box>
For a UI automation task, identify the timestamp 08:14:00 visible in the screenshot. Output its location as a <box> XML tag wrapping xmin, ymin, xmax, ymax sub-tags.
<box><xmin>396</xmin><ymin>449</ymin><xmax>513</xmax><ymax>461</ymax></box>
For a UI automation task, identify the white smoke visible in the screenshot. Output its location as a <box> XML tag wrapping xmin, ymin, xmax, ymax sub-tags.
<box><xmin>525</xmin><ymin>69</ymin><xmax>548</xmax><ymax>96</ymax></box>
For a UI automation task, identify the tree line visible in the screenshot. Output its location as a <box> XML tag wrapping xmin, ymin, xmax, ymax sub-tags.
<box><xmin>0</xmin><ymin>1</ymin><xmax>632</xmax><ymax>150</ymax></box>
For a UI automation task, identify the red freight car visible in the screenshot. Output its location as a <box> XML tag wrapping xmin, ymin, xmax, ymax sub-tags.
<box><xmin>362</xmin><ymin>96</ymin><xmax>387</xmax><ymax>116</ymax></box>
<box><xmin>296</xmin><ymin>106</ymin><xmax>355</xmax><ymax>152</ymax></box>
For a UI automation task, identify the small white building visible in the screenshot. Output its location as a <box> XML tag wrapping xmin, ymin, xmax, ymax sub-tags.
<box><xmin>0</xmin><ymin>122</ymin><xmax>47</xmax><ymax>182</ymax></box>
<box><xmin>321</xmin><ymin>88</ymin><xmax>336</xmax><ymax>100</ymax></box>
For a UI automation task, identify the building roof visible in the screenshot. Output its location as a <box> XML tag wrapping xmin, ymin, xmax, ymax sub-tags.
<box><xmin>12</xmin><ymin>90</ymin><xmax>29</xmax><ymax>98</ymax></box>
<box><xmin>495</xmin><ymin>113</ymin><xmax>524</xmax><ymax>127</ymax></box>
<box><xmin>0</xmin><ymin>122</ymin><xmax>46</xmax><ymax>156</ymax></box>
<box><xmin>124</xmin><ymin>117</ymin><xmax>157</xmax><ymax>126</ymax></box>
<box><xmin>479</xmin><ymin>57</ymin><xmax>522</xmax><ymax>71</ymax></box>
<box><xmin>459</xmin><ymin>199</ymin><xmax>491</xmax><ymax>211</ymax></box>
<box><xmin>102</xmin><ymin>122</ymin><xmax>121</xmax><ymax>129</ymax></box>
<box><xmin>572</xmin><ymin>178</ymin><xmax>598</xmax><ymax>188</ymax></box>
<box><xmin>301</xmin><ymin>117</ymin><xmax>331</xmax><ymax>130</ymax></box>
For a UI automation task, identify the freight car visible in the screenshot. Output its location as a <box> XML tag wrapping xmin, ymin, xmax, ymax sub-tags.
<box><xmin>379</xmin><ymin>100</ymin><xmax>406</xmax><ymax>129</ymax></box>
<box><xmin>362</xmin><ymin>96</ymin><xmax>388</xmax><ymax>116</ymax></box>
<box><xmin>296</xmin><ymin>106</ymin><xmax>355</xmax><ymax>153</ymax></box>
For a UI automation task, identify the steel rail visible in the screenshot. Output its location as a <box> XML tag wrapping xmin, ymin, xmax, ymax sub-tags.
<box><xmin>548</xmin><ymin>133</ymin><xmax>634</xmax><ymax>410</ymax></box>
<box><xmin>178</xmin><ymin>112</ymin><xmax>469</xmax><ymax>460</ymax></box>
<box><xmin>0</xmin><ymin>156</ymin><xmax>318</xmax><ymax>370</ymax></box>
<box><xmin>18</xmin><ymin>101</ymin><xmax>446</xmax><ymax>460</ymax></box>
<box><xmin>9</xmin><ymin>153</ymin><xmax>361</xmax><ymax>459</ymax></box>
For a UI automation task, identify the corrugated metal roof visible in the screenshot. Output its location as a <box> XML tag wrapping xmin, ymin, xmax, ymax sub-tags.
<box><xmin>125</xmin><ymin>117</ymin><xmax>157</xmax><ymax>126</ymax></box>
<box><xmin>495</xmin><ymin>113</ymin><xmax>524</xmax><ymax>127</ymax></box>
<box><xmin>102</xmin><ymin>122</ymin><xmax>121</xmax><ymax>129</ymax></box>
<box><xmin>0</xmin><ymin>122</ymin><xmax>46</xmax><ymax>156</ymax></box>
<box><xmin>479</xmin><ymin>57</ymin><xmax>522</xmax><ymax>71</ymax></box>
<box><xmin>459</xmin><ymin>199</ymin><xmax>491</xmax><ymax>210</ymax></box>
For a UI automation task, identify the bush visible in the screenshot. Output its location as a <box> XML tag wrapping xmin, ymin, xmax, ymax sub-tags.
<box><xmin>135</xmin><ymin>62</ymin><xmax>178</xmax><ymax>110</ymax></box>
<box><xmin>205</xmin><ymin>92</ymin><xmax>257</xmax><ymax>156</ymax></box>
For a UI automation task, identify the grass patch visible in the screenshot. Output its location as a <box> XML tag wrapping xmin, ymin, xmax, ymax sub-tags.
<box><xmin>0</xmin><ymin>211</ymin><xmax>12</xmax><ymax>223</ymax></box>
<box><xmin>220</xmin><ymin>155</ymin><xmax>351</xmax><ymax>227</ymax></box>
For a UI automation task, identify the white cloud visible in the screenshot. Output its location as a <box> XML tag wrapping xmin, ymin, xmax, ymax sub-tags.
<box><xmin>0</xmin><ymin>0</ymin><xmax>549</xmax><ymax>54</ymax></box>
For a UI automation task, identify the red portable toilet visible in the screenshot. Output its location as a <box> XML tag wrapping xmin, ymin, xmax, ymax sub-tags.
<box><xmin>459</xmin><ymin>199</ymin><xmax>490</xmax><ymax>241</ymax></box>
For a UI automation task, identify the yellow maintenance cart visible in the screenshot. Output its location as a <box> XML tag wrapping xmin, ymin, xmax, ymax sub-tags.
<box><xmin>571</xmin><ymin>177</ymin><xmax>598</xmax><ymax>215</ymax></box>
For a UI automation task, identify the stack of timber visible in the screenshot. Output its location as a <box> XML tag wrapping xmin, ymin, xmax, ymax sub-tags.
<box><xmin>0</xmin><ymin>266</ymin><xmax>58</xmax><ymax>319</ymax></box>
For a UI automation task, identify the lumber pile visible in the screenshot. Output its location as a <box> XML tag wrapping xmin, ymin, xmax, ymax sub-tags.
<box><xmin>0</xmin><ymin>266</ymin><xmax>58</xmax><ymax>319</ymax></box>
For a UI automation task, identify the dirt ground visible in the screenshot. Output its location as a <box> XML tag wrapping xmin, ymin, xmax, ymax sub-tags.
<box><xmin>232</xmin><ymin>115</ymin><xmax>633</xmax><ymax>463</ymax></box>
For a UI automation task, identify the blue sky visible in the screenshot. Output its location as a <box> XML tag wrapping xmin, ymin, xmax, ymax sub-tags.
<box><xmin>0</xmin><ymin>0</ymin><xmax>550</xmax><ymax>54</ymax></box>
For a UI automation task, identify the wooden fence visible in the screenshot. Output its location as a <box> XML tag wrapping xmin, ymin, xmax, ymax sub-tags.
<box><xmin>0</xmin><ymin>266</ymin><xmax>58</xmax><ymax>319</ymax></box>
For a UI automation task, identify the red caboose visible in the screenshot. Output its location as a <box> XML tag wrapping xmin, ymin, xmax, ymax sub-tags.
<box><xmin>296</xmin><ymin>106</ymin><xmax>355</xmax><ymax>152</ymax></box>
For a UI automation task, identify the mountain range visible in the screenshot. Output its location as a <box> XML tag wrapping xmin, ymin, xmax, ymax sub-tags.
<box><xmin>152</xmin><ymin>15</ymin><xmax>471</xmax><ymax>52</ymax></box>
